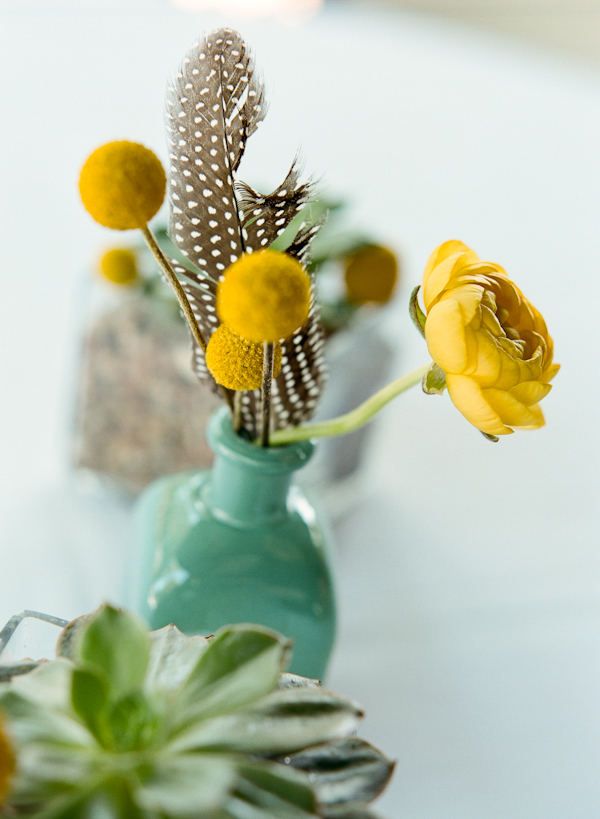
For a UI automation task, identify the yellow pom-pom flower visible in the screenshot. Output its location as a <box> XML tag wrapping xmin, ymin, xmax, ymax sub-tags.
<box><xmin>97</xmin><ymin>247</ymin><xmax>139</xmax><ymax>286</ymax></box>
<box><xmin>0</xmin><ymin>714</ymin><xmax>15</xmax><ymax>806</ymax></box>
<box><xmin>217</xmin><ymin>250</ymin><xmax>311</xmax><ymax>342</ymax></box>
<box><xmin>206</xmin><ymin>324</ymin><xmax>282</xmax><ymax>390</ymax></box>
<box><xmin>422</xmin><ymin>240</ymin><xmax>559</xmax><ymax>436</ymax></box>
<box><xmin>344</xmin><ymin>244</ymin><xmax>399</xmax><ymax>305</ymax></box>
<box><xmin>79</xmin><ymin>141</ymin><xmax>166</xmax><ymax>230</ymax></box>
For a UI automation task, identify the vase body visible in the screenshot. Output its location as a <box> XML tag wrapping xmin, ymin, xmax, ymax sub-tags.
<box><xmin>133</xmin><ymin>408</ymin><xmax>336</xmax><ymax>680</ymax></box>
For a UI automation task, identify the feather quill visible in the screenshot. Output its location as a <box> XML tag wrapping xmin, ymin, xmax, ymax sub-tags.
<box><xmin>166</xmin><ymin>28</ymin><xmax>326</xmax><ymax>436</ymax></box>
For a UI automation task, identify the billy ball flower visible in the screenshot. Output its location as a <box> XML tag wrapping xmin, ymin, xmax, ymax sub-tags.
<box><xmin>97</xmin><ymin>247</ymin><xmax>139</xmax><ymax>286</ymax></box>
<box><xmin>206</xmin><ymin>325</ymin><xmax>282</xmax><ymax>390</ymax></box>
<box><xmin>422</xmin><ymin>240</ymin><xmax>559</xmax><ymax>436</ymax></box>
<box><xmin>217</xmin><ymin>250</ymin><xmax>311</xmax><ymax>342</ymax></box>
<box><xmin>0</xmin><ymin>714</ymin><xmax>15</xmax><ymax>806</ymax></box>
<box><xmin>79</xmin><ymin>141</ymin><xmax>166</xmax><ymax>230</ymax></box>
<box><xmin>344</xmin><ymin>244</ymin><xmax>399</xmax><ymax>305</ymax></box>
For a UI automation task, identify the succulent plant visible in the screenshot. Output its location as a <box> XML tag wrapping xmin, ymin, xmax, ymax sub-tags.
<box><xmin>0</xmin><ymin>605</ymin><xmax>393</xmax><ymax>817</ymax></box>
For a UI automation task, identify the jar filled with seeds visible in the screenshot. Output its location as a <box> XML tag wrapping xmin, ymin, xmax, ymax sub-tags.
<box><xmin>71</xmin><ymin>230</ymin><xmax>218</xmax><ymax>495</ymax></box>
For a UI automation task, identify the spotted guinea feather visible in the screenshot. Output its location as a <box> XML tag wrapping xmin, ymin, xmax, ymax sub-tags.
<box><xmin>166</xmin><ymin>28</ymin><xmax>264</xmax><ymax>280</ymax></box>
<box><xmin>273</xmin><ymin>290</ymin><xmax>327</xmax><ymax>430</ymax></box>
<box><xmin>165</xmin><ymin>27</ymin><xmax>327</xmax><ymax>432</ymax></box>
<box><xmin>178</xmin><ymin>272</ymin><xmax>220</xmax><ymax>392</ymax></box>
<box><xmin>237</xmin><ymin>270</ymin><xmax>327</xmax><ymax>437</ymax></box>
<box><xmin>237</xmin><ymin>163</ymin><xmax>312</xmax><ymax>251</ymax></box>
<box><xmin>234</xmin><ymin>170</ymin><xmax>327</xmax><ymax>434</ymax></box>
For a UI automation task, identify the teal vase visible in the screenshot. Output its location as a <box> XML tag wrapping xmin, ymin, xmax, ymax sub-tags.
<box><xmin>133</xmin><ymin>407</ymin><xmax>336</xmax><ymax>679</ymax></box>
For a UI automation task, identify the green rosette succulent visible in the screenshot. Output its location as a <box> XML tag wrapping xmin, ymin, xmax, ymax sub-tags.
<box><xmin>0</xmin><ymin>605</ymin><xmax>393</xmax><ymax>817</ymax></box>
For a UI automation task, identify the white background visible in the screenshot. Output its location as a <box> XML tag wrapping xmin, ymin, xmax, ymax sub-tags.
<box><xmin>0</xmin><ymin>2</ymin><xmax>599</xmax><ymax>817</ymax></box>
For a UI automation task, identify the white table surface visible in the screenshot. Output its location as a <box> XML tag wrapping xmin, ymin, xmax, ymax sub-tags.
<box><xmin>1</xmin><ymin>4</ymin><xmax>599</xmax><ymax>817</ymax></box>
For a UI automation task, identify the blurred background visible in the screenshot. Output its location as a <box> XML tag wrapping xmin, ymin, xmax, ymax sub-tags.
<box><xmin>1</xmin><ymin>1</ymin><xmax>599</xmax><ymax>817</ymax></box>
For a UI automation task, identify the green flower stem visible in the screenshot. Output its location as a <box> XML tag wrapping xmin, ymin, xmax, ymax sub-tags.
<box><xmin>270</xmin><ymin>363</ymin><xmax>431</xmax><ymax>446</ymax></box>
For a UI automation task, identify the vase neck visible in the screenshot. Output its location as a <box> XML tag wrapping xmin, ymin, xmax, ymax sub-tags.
<box><xmin>205</xmin><ymin>408</ymin><xmax>314</xmax><ymax>526</ymax></box>
<box><xmin>209</xmin><ymin>455</ymin><xmax>294</xmax><ymax>524</ymax></box>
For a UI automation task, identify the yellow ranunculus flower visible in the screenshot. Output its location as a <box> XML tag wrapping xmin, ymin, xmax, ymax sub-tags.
<box><xmin>422</xmin><ymin>240</ymin><xmax>559</xmax><ymax>436</ymax></box>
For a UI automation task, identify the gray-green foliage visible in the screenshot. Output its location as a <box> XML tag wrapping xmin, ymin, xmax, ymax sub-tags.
<box><xmin>0</xmin><ymin>605</ymin><xmax>393</xmax><ymax>818</ymax></box>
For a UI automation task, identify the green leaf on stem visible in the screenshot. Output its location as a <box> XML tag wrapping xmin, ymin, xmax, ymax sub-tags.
<box><xmin>409</xmin><ymin>285</ymin><xmax>427</xmax><ymax>338</ymax></box>
<box><xmin>422</xmin><ymin>363</ymin><xmax>447</xmax><ymax>395</ymax></box>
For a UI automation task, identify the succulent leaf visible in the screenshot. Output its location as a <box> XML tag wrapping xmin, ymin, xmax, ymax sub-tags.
<box><xmin>55</xmin><ymin>615</ymin><xmax>94</xmax><ymax>661</ymax></box>
<box><xmin>231</xmin><ymin>762</ymin><xmax>319</xmax><ymax>818</ymax></box>
<box><xmin>177</xmin><ymin>625</ymin><xmax>290</xmax><ymax>723</ymax></box>
<box><xmin>170</xmin><ymin>688</ymin><xmax>363</xmax><ymax>755</ymax></box>
<box><xmin>70</xmin><ymin>667</ymin><xmax>109</xmax><ymax>743</ymax></box>
<box><xmin>7</xmin><ymin>742</ymin><xmax>95</xmax><ymax>803</ymax></box>
<box><xmin>76</xmin><ymin>605</ymin><xmax>150</xmax><ymax>701</ymax></box>
<box><xmin>0</xmin><ymin>606</ymin><xmax>391</xmax><ymax>818</ymax></box>
<box><xmin>145</xmin><ymin>624</ymin><xmax>210</xmax><ymax>693</ymax></box>
<box><xmin>106</xmin><ymin>691</ymin><xmax>160</xmax><ymax>752</ymax></box>
<box><xmin>9</xmin><ymin>660</ymin><xmax>73</xmax><ymax>710</ymax></box>
<box><xmin>136</xmin><ymin>755</ymin><xmax>235</xmax><ymax>816</ymax></box>
<box><xmin>0</xmin><ymin>688</ymin><xmax>89</xmax><ymax>748</ymax></box>
<box><xmin>279</xmin><ymin>738</ymin><xmax>395</xmax><ymax>808</ymax></box>
<box><xmin>324</xmin><ymin>809</ymin><xmax>382</xmax><ymax>819</ymax></box>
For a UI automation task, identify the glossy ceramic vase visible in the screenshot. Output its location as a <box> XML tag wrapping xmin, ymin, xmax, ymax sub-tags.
<box><xmin>133</xmin><ymin>407</ymin><xmax>336</xmax><ymax>679</ymax></box>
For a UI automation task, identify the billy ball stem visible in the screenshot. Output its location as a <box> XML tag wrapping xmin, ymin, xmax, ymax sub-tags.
<box><xmin>141</xmin><ymin>225</ymin><xmax>234</xmax><ymax>412</ymax></box>
<box><xmin>141</xmin><ymin>226</ymin><xmax>206</xmax><ymax>352</ymax></box>
<box><xmin>233</xmin><ymin>392</ymin><xmax>243</xmax><ymax>433</ymax></box>
<box><xmin>261</xmin><ymin>342</ymin><xmax>275</xmax><ymax>447</ymax></box>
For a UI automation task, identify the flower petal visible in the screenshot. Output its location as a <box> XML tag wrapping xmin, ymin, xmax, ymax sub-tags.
<box><xmin>446</xmin><ymin>374</ymin><xmax>513</xmax><ymax>435</ymax></box>
<box><xmin>509</xmin><ymin>381</ymin><xmax>552</xmax><ymax>406</ymax></box>
<box><xmin>467</xmin><ymin>329</ymin><xmax>502</xmax><ymax>384</ymax></box>
<box><xmin>425</xmin><ymin>299</ymin><xmax>469</xmax><ymax>373</ymax></box>
<box><xmin>484</xmin><ymin>388</ymin><xmax>546</xmax><ymax>430</ymax></box>
<box><xmin>423</xmin><ymin>239</ymin><xmax>473</xmax><ymax>280</ymax></box>
<box><xmin>449</xmin><ymin>284</ymin><xmax>485</xmax><ymax>328</ymax></box>
<box><xmin>422</xmin><ymin>245</ymin><xmax>479</xmax><ymax>311</ymax></box>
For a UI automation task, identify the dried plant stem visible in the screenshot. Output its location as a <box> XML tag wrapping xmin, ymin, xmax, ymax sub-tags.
<box><xmin>270</xmin><ymin>363</ymin><xmax>431</xmax><ymax>446</ymax></box>
<box><xmin>233</xmin><ymin>393</ymin><xmax>243</xmax><ymax>432</ymax></box>
<box><xmin>141</xmin><ymin>225</ymin><xmax>234</xmax><ymax>412</ymax></box>
<box><xmin>260</xmin><ymin>342</ymin><xmax>275</xmax><ymax>447</ymax></box>
<box><xmin>0</xmin><ymin>610</ymin><xmax>68</xmax><ymax>655</ymax></box>
<box><xmin>141</xmin><ymin>226</ymin><xmax>207</xmax><ymax>353</ymax></box>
